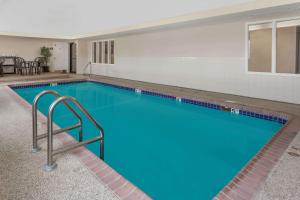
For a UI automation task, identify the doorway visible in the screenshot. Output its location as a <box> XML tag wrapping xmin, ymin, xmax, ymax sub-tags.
<box><xmin>53</xmin><ymin>42</ymin><xmax>69</xmax><ymax>72</ymax></box>
<box><xmin>69</xmin><ymin>43</ymin><xmax>77</xmax><ymax>73</ymax></box>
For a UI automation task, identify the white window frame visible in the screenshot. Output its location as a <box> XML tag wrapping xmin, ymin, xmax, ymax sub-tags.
<box><xmin>245</xmin><ymin>16</ymin><xmax>300</xmax><ymax>77</ymax></box>
<box><xmin>91</xmin><ymin>39</ymin><xmax>115</xmax><ymax>65</ymax></box>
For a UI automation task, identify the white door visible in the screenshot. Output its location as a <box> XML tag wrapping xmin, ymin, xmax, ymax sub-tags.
<box><xmin>52</xmin><ymin>42</ymin><xmax>69</xmax><ymax>72</ymax></box>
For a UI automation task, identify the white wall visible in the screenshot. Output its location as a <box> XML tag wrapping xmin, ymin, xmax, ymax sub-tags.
<box><xmin>77</xmin><ymin>18</ymin><xmax>300</xmax><ymax>104</ymax></box>
<box><xmin>0</xmin><ymin>35</ymin><xmax>69</xmax><ymax>72</ymax></box>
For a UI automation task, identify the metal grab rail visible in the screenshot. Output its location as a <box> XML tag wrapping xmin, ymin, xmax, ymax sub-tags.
<box><xmin>83</xmin><ymin>61</ymin><xmax>92</xmax><ymax>78</ymax></box>
<box><xmin>44</xmin><ymin>96</ymin><xmax>104</xmax><ymax>171</ymax></box>
<box><xmin>32</xmin><ymin>90</ymin><xmax>83</xmax><ymax>153</ymax></box>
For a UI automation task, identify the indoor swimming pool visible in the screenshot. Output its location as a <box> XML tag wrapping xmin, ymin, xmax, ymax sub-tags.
<box><xmin>14</xmin><ymin>81</ymin><xmax>284</xmax><ymax>200</ymax></box>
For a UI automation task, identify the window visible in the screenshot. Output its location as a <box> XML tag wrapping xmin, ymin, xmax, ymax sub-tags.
<box><xmin>248</xmin><ymin>23</ymin><xmax>273</xmax><ymax>72</ymax></box>
<box><xmin>110</xmin><ymin>40</ymin><xmax>114</xmax><ymax>64</ymax></box>
<box><xmin>93</xmin><ymin>42</ymin><xmax>96</xmax><ymax>63</ymax></box>
<box><xmin>98</xmin><ymin>42</ymin><xmax>102</xmax><ymax>63</ymax></box>
<box><xmin>91</xmin><ymin>40</ymin><xmax>115</xmax><ymax>64</ymax></box>
<box><xmin>276</xmin><ymin>19</ymin><xmax>300</xmax><ymax>74</ymax></box>
<box><xmin>104</xmin><ymin>41</ymin><xmax>108</xmax><ymax>64</ymax></box>
<box><xmin>247</xmin><ymin>17</ymin><xmax>300</xmax><ymax>74</ymax></box>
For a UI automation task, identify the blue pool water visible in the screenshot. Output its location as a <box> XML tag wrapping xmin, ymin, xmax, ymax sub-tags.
<box><xmin>14</xmin><ymin>82</ymin><xmax>282</xmax><ymax>200</ymax></box>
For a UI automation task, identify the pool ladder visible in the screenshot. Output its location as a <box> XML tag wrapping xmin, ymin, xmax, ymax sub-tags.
<box><xmin>32</xmin><ymin>90</ymin><xmax>104</xmax><ymax>172</ymax></box>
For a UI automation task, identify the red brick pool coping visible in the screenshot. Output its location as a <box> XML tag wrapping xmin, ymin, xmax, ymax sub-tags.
<box><xmin>4</xmin><ymin>77</ymin><xmax>299</xmax><ymax>200</ymax></box>
<box><xmin>214</xmin><ymin>119</ymin><xmax>298</xmax><ymax>200</ymax></box>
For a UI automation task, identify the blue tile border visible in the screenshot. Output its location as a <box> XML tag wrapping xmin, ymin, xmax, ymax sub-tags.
<box><xmin>181</xmin><ymin>98</ymin><xmax>221</xmax><ymax>110</ymax></box>
<box><xmin>9</xmin><ymin>79</ymin><xmax>288</xmax><ymax>125</ymax></box>
<box><xmin>239</xmin><ymin>109</ymin><xmax>287</xmax><ymax>124</ymax></box>
<box><xmin>141</xmin><ymin>90</ymin><xmax>176</xmax><ymax>100</ymax></box>
<box><xmin>58</xmin><ymin>80</ymin><xmax>86</xmax><ymax>85</ymax></box>
<box><xmin>9</xmin><ymin>80</ymin><xmax>86</xmax><ymax>89</ymax></box>
<box><xmin>10</xmin><ymin>82</ymin><xmax>50</xmax><ymax>89</ymax></box>
<box><xmin>89</xmin><ymin>80</ymin><xmax>135</xmax><ymax>92</ymax></box>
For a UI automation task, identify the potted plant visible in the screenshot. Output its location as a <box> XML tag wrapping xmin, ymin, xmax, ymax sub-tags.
<box><xmin>40</xmin><ymin>46</ymin><xmax>52</xmax><ymax>72</ymax></box>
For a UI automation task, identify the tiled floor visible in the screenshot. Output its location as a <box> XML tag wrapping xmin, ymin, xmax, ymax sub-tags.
<box><xmin>1</xmin><ymin>74</ymin><xmax>300</xmax><ymax>200</ymax></box>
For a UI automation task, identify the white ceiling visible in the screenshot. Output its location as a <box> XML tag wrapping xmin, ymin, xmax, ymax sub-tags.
<box><xmin>0</xmin><ymin>0</ymin><xmax>299</xmax><ymax>39</ymax></box>
<box><xmin>0</xmin><ymin>0</ymin><xmax>254</xmax><ymax>37</ymax></box>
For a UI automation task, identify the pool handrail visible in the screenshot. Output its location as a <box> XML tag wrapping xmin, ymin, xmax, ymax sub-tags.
<box><xmin>83</xmin><ymin>61</ymin><xmax>92</xmax><ymax>78</ymax></box>
<box><xmin>32</xmin><ymin>90</ymin><xmax>83</xmax><ymax>153</ymax></box>
<box><xmin>44</xmin><ymin>95</ymin><xmax>104</xmax><ymax>172</ymax></box>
